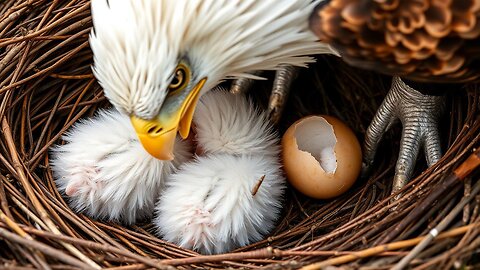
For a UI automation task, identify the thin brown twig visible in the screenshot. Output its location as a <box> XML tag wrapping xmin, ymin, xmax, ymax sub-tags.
<box><xmin>301</xmin><ymin>223</ymin><xmax>479</xmax><ymax>270</ymax></box>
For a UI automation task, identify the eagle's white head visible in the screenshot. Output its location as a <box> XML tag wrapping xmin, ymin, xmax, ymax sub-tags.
<box><xmin>90</xmin><ymin>0</ymin><xmax>334</xmax><ymax>160</ymax></box>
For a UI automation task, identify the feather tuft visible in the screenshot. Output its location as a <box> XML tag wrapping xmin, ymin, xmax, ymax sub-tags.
<box><xmin>50</xmin><ymin>109</ymin><xmax>192</xmax><ymax>224</ymax></box>
<box><xmin>194</xmin><ymin>89</ymin><xmax>279</xmax><ymax>156</ymax></box>
<box><xmin>155</xmin><ymin>154</ymin><xmax>284</xmax><ymax>254</ymax></box>
<box><xmin>155</xmin><ymin>90</ymin><xmax>285</xmax><ymax>254</ymax></box>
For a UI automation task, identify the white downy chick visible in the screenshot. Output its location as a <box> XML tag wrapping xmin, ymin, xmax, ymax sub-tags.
<box><xmin>193</xmin><ymin>90</ymin><xmax>278</xmax><ymax>156</ymax></box>
<box><xmin>50</xmin><ymin>109</ymin><xmax>191</xmax><ymax>224</ymax></box>
<box><xmin>154</xmin><ymin>90</ymin><xmax>285</xmax><ymax>254</ymax></box>
<box><xmin>155</xmin><ymin>154</ymin><xmax>284</xmax><ymax>254</ymax></box>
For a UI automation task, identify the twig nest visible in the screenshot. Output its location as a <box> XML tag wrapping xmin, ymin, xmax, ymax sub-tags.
<box><xmin>282</xmin><ymin>115</ymin><xmax>362</xmax><ymax>199</ymax></box>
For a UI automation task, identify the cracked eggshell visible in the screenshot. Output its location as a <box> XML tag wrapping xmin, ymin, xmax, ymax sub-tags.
<box><xmin>281</xmin><ymin>115</ymin><xmax>361</xmax><ymax>199</ymax></box>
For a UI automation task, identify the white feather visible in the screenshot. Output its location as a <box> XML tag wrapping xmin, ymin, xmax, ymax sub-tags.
<box><xmin>194</xmin><ymin>89</ymin><xmax>278</xmax><ymax>156</ymax></box>
<box><xmin>154</xmin><ymin>154</ymin><xmax>285</xmax><ymax>254</ymax></box>
<box><xmin>50</xmin><ymin>109</ymin><xmax>192</xmax><ymax>224</ymax></box>
<box><xmin>155</xmin><ymin>89</ymin><xmax>285</xmax><ymax>254</ymax></box>
<box><xmin>90</xmin><ymin>0</ymin><xmax>337</xmax><ymax>119</ymax></box>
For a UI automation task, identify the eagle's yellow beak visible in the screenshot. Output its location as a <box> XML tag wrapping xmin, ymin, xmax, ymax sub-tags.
<box><xmin>130</xmin><ymin>78</ymin><xmax>207</xmax><ymax>160</ymax></box>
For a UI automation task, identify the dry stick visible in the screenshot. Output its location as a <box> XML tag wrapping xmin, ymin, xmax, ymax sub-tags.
<box><xmin>1</xmin><ymin>118</ymin><xmax>101</xmax><ymax>269</ymax></box>
<box><xmin>290</xmin><ymin>163</ymin><xmax>427</xmax><ymax>251</ymax></box>
<box><xmin>20</xmin><ymin>96</ymin><xmax>29</xmax><ymax>157</ymax></box>
<box><xmin>21</xmin><ymin>227</ymin><xmax>170</xmax><ymax>269</ymax></box>
<box><xmin>0</xmin><ymin>40</ymin><xmax>34</xmax><ymax>132</ymax></box>
<box><xmin>0</xmin><ymin>20</ymin><xmax>16</xmax><ymax>45</ymax></box>
<box><xmin>49</xmin><ymin>73</ymin><xmax>94</xmax><ymax>79</ymax></box>
<box><xmin>463</xmin><ymin>178</ymin><xmax>472</xmax><ymax>224</ymax></box>
<box><xmin>41</xmin><ymin>194</ymin><xmax>128</xmax><ymax>251</ymax></box>
<box><xmin>26</xmin><ymin>89</ymin><xmax>36</xmax><ymax>149</ymax></box>
<box><xmin>42</xmin><ymin>0</ymin><xmax>82</xmax><ymax>26</ymax></box>
<box><xmin>0</xmin><ymin>40</ymin><xmax>89</xmax><ymax>94</ymax></box>
<box><xmin>0</xmin><ymin>227</ymin><xmax>92</xmax><ymax>269</ymax></box>
<box><xmin>113</xmin><ymin>232</ymin><xmax>149</xmax><ymax>257</ymax></box>
<box><xmin>0</xmin><ymin>2</ymin><xmax>90</xmax><ymax>47</ymax></box>
<box><xmin>31</xmin><ymin>85</ymin><xmax>65</xmax><ymax>156</ymax></box>
<box><xmin>94</xmin><ymin>222</ymin><xmax>190</xmax><ymax>259</ymax></box>
<box><xmin>28</xmin><ymin>85</ymin><xmax>94</xmax><ymax>126</ymax></box>
<box><xmin>10</xmin><ymin>196</ymin><xmax>48</xmax><ymax>230</ymax></box>
<box><xmin>300</xmin><ymin>223</ymin><xmax>478</xmax><ymax>270</ymax></box>
<box><xmin>160</xmin><ymin>247</ymin><xmax>281</xmax><ymax>266</ymax></box>
<box><xmin>0</xmin><ymin>41</ymin><xmax>26</xmax><ymax>70</ymax></box>
<box><xmin>128</xmin><ymin>225</ymin><xmax>197</xmax><ymax>257</ymax></box>
<box><xmin>380</xmin><ymin>148</ymin><xmax>480</xmax><ymax>245</ymax></box>
<box><xmin>443</xmin><ymin>217</ymin><xmax>480</xmax><ymax>268</ymax></box>
<box><xmin>0</xmin><ymin>209</ymin><xmax>51</xmax><ymax>270</ymax></box>
<box><xmin>0</xmin><ymin>175</ymin><xmax>13</xmax><ymax>217</ymax></box>
<box><xmin>273</xmin><ymin>196</ymin><xmax>358</xmax><ymax>250</ymax></box>
<box><xmin>28</xmin><ymin>104</ymin><xmax>91</xmax><ymax>165</ymax></box>
<box><xmin>106</xmin><ymin>264</ymin><xmax>149</xmax><ymax>270</ymax></box>
<box><xmin>0</xmin><ymin>209</ymin><xmax>33</xmax><ymax>239</ymax></box>
<box><xmin>402</xmin><ymin>185</ymin><xmax>461</xmax><ymax>240</ymax></box>
<box><xmin>413</xmin><ymin>223</ymin><xmax>480</xmax><ymax>270</ymax></box>
<box><xmin>3</xmin><ymin>0</ymin><xmax>45</xmax><ymax>16</ymax></box>
<box><xmin>25</xmin><ymin>25</ymin><xmax>91</xmax><ymax>72</ymax></box>
<box><xmin>159</xmin><ymin>221</ymin><xmax>477</xmax><ymax>270</ymax></box>
<box><xmin>393</xmin><ymin>180</ymin><xmax>480</xmax><ymax>270</ymax></box>
<box><xmin>0</xmin><ymin>6</ymin><xmax>27</xmax><ymax>35</ymax></box>
<box><xmin>31</xmin><ymin>35</ymin><xmax>79</xmax><ymax>40</ymax></box>
<box><xmin>0</xmin><ymin>175</ymin><xmax>30</xmax><ymax>208</ymax></box>
<box><xmin>34</xmin><ymin>0</ymin><xmax>58</xmax><ymax>32</ymax></box>
<box><xmin>350</xmin><ymin>168</ymin><xmax>390</xmax><ymax>221</ymax></box>
<box><xmin>64</xmin><ymin>79</ymin><xmax>95</xmax><ymax>124</ymax></box>
<box><xmin>27</xmin><ymin>174</ymin><xmax>102</xmax><ymax>252</ymax></box>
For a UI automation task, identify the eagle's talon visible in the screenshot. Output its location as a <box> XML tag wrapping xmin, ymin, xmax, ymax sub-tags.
<box><xmin>230</xmin><ymin>65</ymin><xmax>298</xmax><ymax>125</ymax></box>
<box><xmin>230</xmin><ymin>71</ymin><xmax>262</xmax><ymax>95</ymax></box>
<box><xmin>268</xmin><ymin>64</ymin><xmax>299</xmax><ymax>124</ymax></box>
<box><xmin>364</xmin><ymin>76</ymin><xmax>445</xmax><ymax>196</ymax></box>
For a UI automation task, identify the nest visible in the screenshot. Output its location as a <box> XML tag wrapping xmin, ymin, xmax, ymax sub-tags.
<box><xmin>0</xmin><ymin>1</ymin><xmax>479</xmax><ymax>269</ymax></box>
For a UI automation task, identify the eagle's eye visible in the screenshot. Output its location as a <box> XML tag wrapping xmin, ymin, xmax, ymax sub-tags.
<box><xmin>168</xmin><ymin>63</ymin><xmax>190</xmax><ymax>94</ymax></box>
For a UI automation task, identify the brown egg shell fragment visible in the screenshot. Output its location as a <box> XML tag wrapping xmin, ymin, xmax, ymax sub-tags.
<box><xmin>282</xmin><ymin>116</ymin><xmax>362</xmax><ymax>199</ymax></box>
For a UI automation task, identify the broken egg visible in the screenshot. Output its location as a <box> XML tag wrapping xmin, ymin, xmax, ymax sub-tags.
<box><xmin>282</xmin><ymin>115</ymin><xmax>362</xmax><ymax>199</ymax></box>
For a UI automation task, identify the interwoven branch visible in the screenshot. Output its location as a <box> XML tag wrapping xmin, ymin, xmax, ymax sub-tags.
<box><xmin>0</xmin><ymin>1</ymin><xmax>478</xmax><ymax>269</ymax></box>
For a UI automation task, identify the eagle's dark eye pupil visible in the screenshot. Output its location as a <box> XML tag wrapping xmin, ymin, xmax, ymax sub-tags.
<box><xmin>169</xmin><ymin>68</ymin><xmax>186</xmax><ymax>91</ymax></box>
<box><xmin>171</xmin><ymin>77</ymin><xmax>179</xmax><ymax>86</ymax></box>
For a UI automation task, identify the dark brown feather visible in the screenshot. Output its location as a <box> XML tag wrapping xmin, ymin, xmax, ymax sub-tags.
<box><xmin>310</xmin><ymin>0</ymin><xmax>480</xmax><ymax>83</ymax></box>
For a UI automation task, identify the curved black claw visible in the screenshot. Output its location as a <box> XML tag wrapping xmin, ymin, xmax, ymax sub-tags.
<box><xmin>268</xmin><ymin>64</ymin><xmax>298</xmax><ymax>124</ymax></box>
<box><xmin>230</xmin><ymin>65</ymin><xmax>298</xmax><ymax>125</ymax></box>
<box><xmin>363</xmin><ymin>76</ymin><xmax>445</xmax><ymax>195</ymax></box>
<box><xmin>230</xmin><ymin>71</ymin><xmax>262</xmax><ymax>95</ymax></box>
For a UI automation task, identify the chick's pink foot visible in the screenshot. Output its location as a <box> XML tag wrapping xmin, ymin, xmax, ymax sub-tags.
<box><xmin>63</xmin><ymin>165</ymin><xmax>101</xmax><ymax>196</ymax></box>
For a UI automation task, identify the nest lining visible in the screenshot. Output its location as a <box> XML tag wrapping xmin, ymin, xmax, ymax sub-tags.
<box><xmin>0</xmin><ymin>1</ymin><xmax>479</xmax><ymax>269</ymax></box>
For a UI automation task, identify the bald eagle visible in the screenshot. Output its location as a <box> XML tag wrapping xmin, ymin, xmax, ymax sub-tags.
<box><xmin>89</xmin><ymin>0</ymin><xmax>336</xmax><ymax>160</ymax></box>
